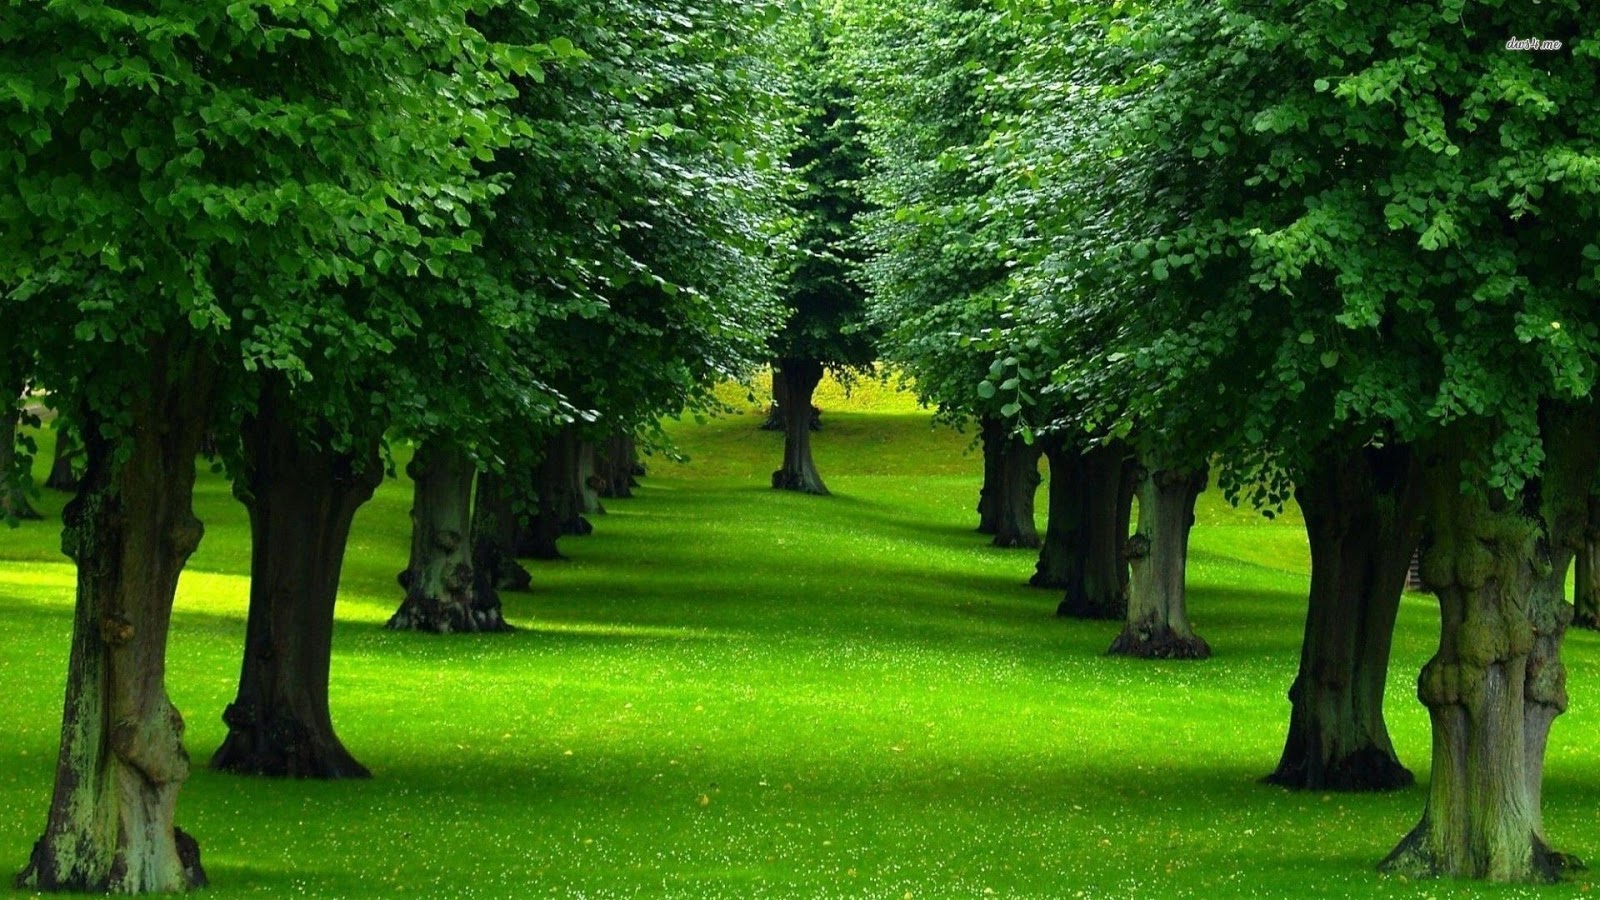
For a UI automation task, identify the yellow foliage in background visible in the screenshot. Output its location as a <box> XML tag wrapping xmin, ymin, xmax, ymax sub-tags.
<box><xmin>710</xmin><ymin>365</ymin><xmax>925</xmax><ymax>415</ymax></box>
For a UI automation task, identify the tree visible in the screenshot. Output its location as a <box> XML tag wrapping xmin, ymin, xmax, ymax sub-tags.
<box><xmin>768</xmin><ymin>13</ymin><xmax>878</xmax><ymax>496</ymax></box>
<box><xmin>1</xmin><ymin>2</ymin><xmax>526</xmax><ymax>887</ymax></box>
<box><xmin>1108</xmin><ymin>458</ymin><xmax>1209</xmax><ymax>659</ymax></box>
<box><xmin>1265</xmin><ymin>441</ymin><xmax>1421</xmax><ymax>791</ymax></box>
<box><xmin>846</xmin><ymin>0</ymin><xmax>1045</xmax><ymax>546</ymax></box>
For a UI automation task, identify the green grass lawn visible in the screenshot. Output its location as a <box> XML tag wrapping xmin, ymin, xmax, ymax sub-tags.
<box><xmin>3</xmin><ymin>398</ymin><xmax>1599</xmax><ymax>898</ymax></box>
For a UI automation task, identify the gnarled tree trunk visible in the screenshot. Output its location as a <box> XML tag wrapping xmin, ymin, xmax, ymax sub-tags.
<box><xmin>771</xmin><ymin>358</ymin><xmax>828</xmax><ymax>495</ymax></box>
<box><xmin>1572</xmin><ymin>496</ymin><xmax>1599</xmax><ymax>630</ymax></box>
<box><xmin>473</xmin><ymin>471</ymin><xmax>532</xmax><ymax>593</ymax></box>
<box><xmin>1381</xmin><ymin>410</ymin><xmax>1598</xmax><ymax>883</ymax></box>
<box><xmin>975</xmin><ymin>416</ymin><xmax>1004</xmax><ymax>534</ymax></box>
<box><xmin>1265</xmin><ymin>443</ymin><xmax>1422</xmax><ymax>792</ymax></box>
<box><xmin>2</xmin><ymin>376</ymin><xmax>41</xmax><ymax>520</ymax></box>
<box><xmin>18</xmin><ymin>357</ymin><xmax>211</xmax><ymax>893</ymax></box>
<box><xmin>1056</xmin><ymin>442</ymin><xmax>1132</xmax><ymax>620</ymax></box>
<box><xmin>991</xmin><ymin>433</ymin><xmax>1042</xmax><ymax>549</ymax></box>
<box><xmin>388</xmin><ymin>441</ymin><xmax>507</xmax><ymax>634</ymax></box>
<box><xmin>212</xmin><ymin>384</ymin><xmax>380</xmax><ymax>779</ymax></box>
<box><xmin>1109</xmin><ymin>461</ymin><xmax>1208</xmax><ymax>659</ymax></box>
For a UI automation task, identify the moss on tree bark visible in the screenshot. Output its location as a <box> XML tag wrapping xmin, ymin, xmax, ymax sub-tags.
<box><xmin>389</xmin><ymin>441</ymin><xmax>508</xmax><ymax>634</ymax></box>
<box><xmin>1108</xmin><ymin>461</ymin><xmax>1208</xmax><ymax>659</ymax></box>
<box><xmin>17</xmin><ymin>355</ymin><xmax>211</xmax><ymax>893</ymax></box>
<box><xmin>1381</xmin><ymin>410</ymin><xmax>1599</xmax><ymax>883</ymax></box>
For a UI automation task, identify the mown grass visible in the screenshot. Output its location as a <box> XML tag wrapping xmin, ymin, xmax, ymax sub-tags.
<box><xmin>3</xmin><ymin>388</ymin><xmax>1599</xmax><ymax>899</ymax></box>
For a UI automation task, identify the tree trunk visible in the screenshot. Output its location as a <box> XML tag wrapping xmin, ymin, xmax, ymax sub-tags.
<box><xmin>596</xmin><ymin>431</ymin><xmax>639</xmax><ymax>499</ymax></box>
<box><xmin>1</xmin><ymin>377</ymin><xmax>41</xmax><ymax>520</ymax></box>
<box><xmin>45</xmin><ymin>428</ymin><xmax>81</xmax><ymax>493</ymax></box>
<box><xmin>975</xmin><ymin>416</ymin><xmax>1004</xmax><ymax>534</ymax></box>
<box><xmin>1115</xmin><ymin>455</ymin><xmax>1135</xmax><ymax>597</ymax></box>
<box><xmin>1056</xmin><ymin>441</ymin><xmax>1132</xmax><ymax>620</ymax></box>
<box><xmin>1032</xmin><ymin>437</ymin><xmax>1082</xmax><ymax>588</ymax></box>
<box><xmin>771</xmin><ymin>358</ymin><xmax>828</xmax><ymax>495</ymax></box>
<box><xmin>1265</xmin><ymin>443</ymin><xmax>1422</xmax><ymax>792</ymax></box>
<box><xmin>472</xmin><ymin>471</ymin><xmax>531</xmax><ymax>593</ymax></box>
<box><xmin>211</xmin><ymin>384</ymin><xmax>380</xmax><ymax>779</ymax></box>
<box><xmin>17</xmin><ymin>357</ymin><xmax>211</xmax><ymax>893</ymax></box>
<box><xmin>576</xmin><ymin>440</ymin><xmax>605</xmax><ymax>515</ymax></box>
<box><xmin>1108</xmin><ymin>461</ymin><xmax>1209</xmax><ymax>659</ymax></box>
<box><xmin>515</xmin><ymin>433</ymin><xmax>574</xmax><ymax>561</ymax></box>
<box><xmin>388</xmin><ymin>442</ymin><xmax>508</xmax><ymax>634</ymax></box>
<box><xmin>549</xmin><ymin>427</ymin><xmax>592</xmax><ymax>537</ymax></box>
<box><xmin>1381</xmin><ymin>410</ymin><xmax>1598</xmax><ymax>882</ymax></box>
<box><xmin>991</xmin><ymin>433</ymin><xmax>1042</xmax><ymax>549</ymax></box>
<box><xmin>1572</xmin><ymin>496</ymin><xmax>1600</xmax><ymax>630</ymax></box>
<box><xmin>760</xmin><ymin>371</ymin><xmax>787</xmax><ymax>431</ymax></box>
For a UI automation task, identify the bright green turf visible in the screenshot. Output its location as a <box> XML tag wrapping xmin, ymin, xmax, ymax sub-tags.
<box><xmin>4</xmin><ymin>395</ymin><xmax>1600</xmax><ymax>899</ymax></box>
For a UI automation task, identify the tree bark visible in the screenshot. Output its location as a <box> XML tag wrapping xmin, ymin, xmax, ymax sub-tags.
<box><xmin>17</xmin><ymin>357</ymin><xmax>211</xmax><ymax>893</ymax></box>
<box><xmin>991</xmin><ymin>433</ymin><xmax>1042</xmax><ymax>549</ymax></box>
<box><xmin>576</xmin><ymin>440</ymin><xmax>605</xmax><ymax>515</ymax></box>
<box><xmin>1032</xmin><ymin>437</ymin><xmax>1083</xmax><ymax>589</ymax></box>
<box><xmin>1572</xmin><ymin>496</ymin><xmax>1600</xmax><ymax>630</ymax></box>
<box><xmin>596</xmin><ymin>431</ymin><xmax>639</xmax><ymax>499</ymax></box>
<box><xmin>2</xmin><ymin>376</ymin><xmax>41</xmax><ymax>520</ymax></box>
<box><xmin>515</xmin><ymin>432</ymin><xmax>577</xmax><ymax>561</ymax></box>
<box><xmin>1265</xmin><ymin>443</ymin><xmax>1422</xmax><ymax>792</ymax></box>
<box><xmin>472</xmin><ymin>471</ymin><xmax>532</xmax><ymax>593</ymax></box>
<box><xmin>1380</xmin><ymin>409</ymin><xmax>1598</xmax><ymax>882</ymax></box>
<box><xmin>771</xmin><ymin>358</ymin><xmax>829</xmax><ymax>495</ymax></box>
<box><xmin>1056</xmin><ymin>442</ymin><xmax>1132</xmax><ymax>620</ymax></box>
<box><xmin>388</xmin><ymin>441</ymin><xmax>508</xmax><ymax>634</ymax></box>
<box><xmin>1108</xmin><ymin>461</ymin><xmax>1209</xmax><ymax>659</ymax></box>
<box><xmin>975</xmin><ymin>416</ymin><xmax>1004</xmax><ymax>535</ymax></box>
<box><xmin>548</xmin><ymin>427</ymin><xmax>592</xmax><ymax>537</ymax></box>
<box><xmin>45</xmin><ymin>428</ymin><xmax>81</xmax><ymax>493</ymax></box>
<box><xmin>211</xmin><ymin>384</ymin><xmax>381</xmax><ymax>779</ymax></box>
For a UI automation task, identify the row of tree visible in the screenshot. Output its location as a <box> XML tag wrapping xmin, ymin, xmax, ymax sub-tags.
<box><xmin>0</xmin><ymin>1</ymin><xmax>836</xmax><ymax>892</ymax></box>
<box><xmin>820</xmin><ymin>0</ymin><xmax>1600</xmax><ymax>885</ymax></box>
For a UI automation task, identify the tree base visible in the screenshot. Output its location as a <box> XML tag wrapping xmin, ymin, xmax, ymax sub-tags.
<box><xmin>1380</xmin><ymin>823</ymin><xmax>1580</xmax><ymax>883</ymax></box>
<box><xmin>211</xmin><ymin>708</ymin><xmax>371</xmax><ymax>780</ymax></box>
<box><xmin>16</xmin><ymin>827</ymin><xmax>207</xmax><ymax>893</ymax></box>
<box><xmin>993</xmin><ymin>533</ymin><xmax>1042</xmax><ymax>550</ymax></box>
<box><xmin>1030</xmin><ymin>572</ymin><xmax>1069</xmax><ymax>590</ymax></box>
<box><xmin>1107</xmin><ymin>625</ymin><xmax>1210</xmax><ymax>659</ymax></box>
<box><xmin>1056</xmin><ymin>595</ymin><xmax>1125</xmax><ymax>621</ymax></box>
<box><xmin>1572</xmin><ymin>612</ymin><xmax>1600</xmax><ymax>631</ymax></box>
<box><xmin>1262</xmin><ymin>746</ymin><xmax>1413</xmax><ymax>792</ymax></box>
<box><xmin>560</xmin><ymin>516</ymin><xmax>593</xmax><ymax>537</ymax></box>
<box><xmin>495</xmin><ymin>560</ymin><xmax>533</xmax><ymax>592</ymax></box>
<box><xmin>386</xmin><ymin>598</ymin><xmax>512</xmax><ymax>635</ymax></box>
<box><xmin>771</xmin><ymin>469</ymin><xmax>829</xmax><ymax>495</ymax></box>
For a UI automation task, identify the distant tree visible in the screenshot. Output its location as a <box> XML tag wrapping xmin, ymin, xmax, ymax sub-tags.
<box><xmin>768</xmin><ymin>13</ymin><xmax>878</xmax><ymax>496</ymax></box>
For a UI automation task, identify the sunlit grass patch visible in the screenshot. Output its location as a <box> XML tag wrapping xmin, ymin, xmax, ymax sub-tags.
<box><xmin>2</xmin><ymin>401</ymin><xmax>1597</xmax><ymax>898</ymax></box>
